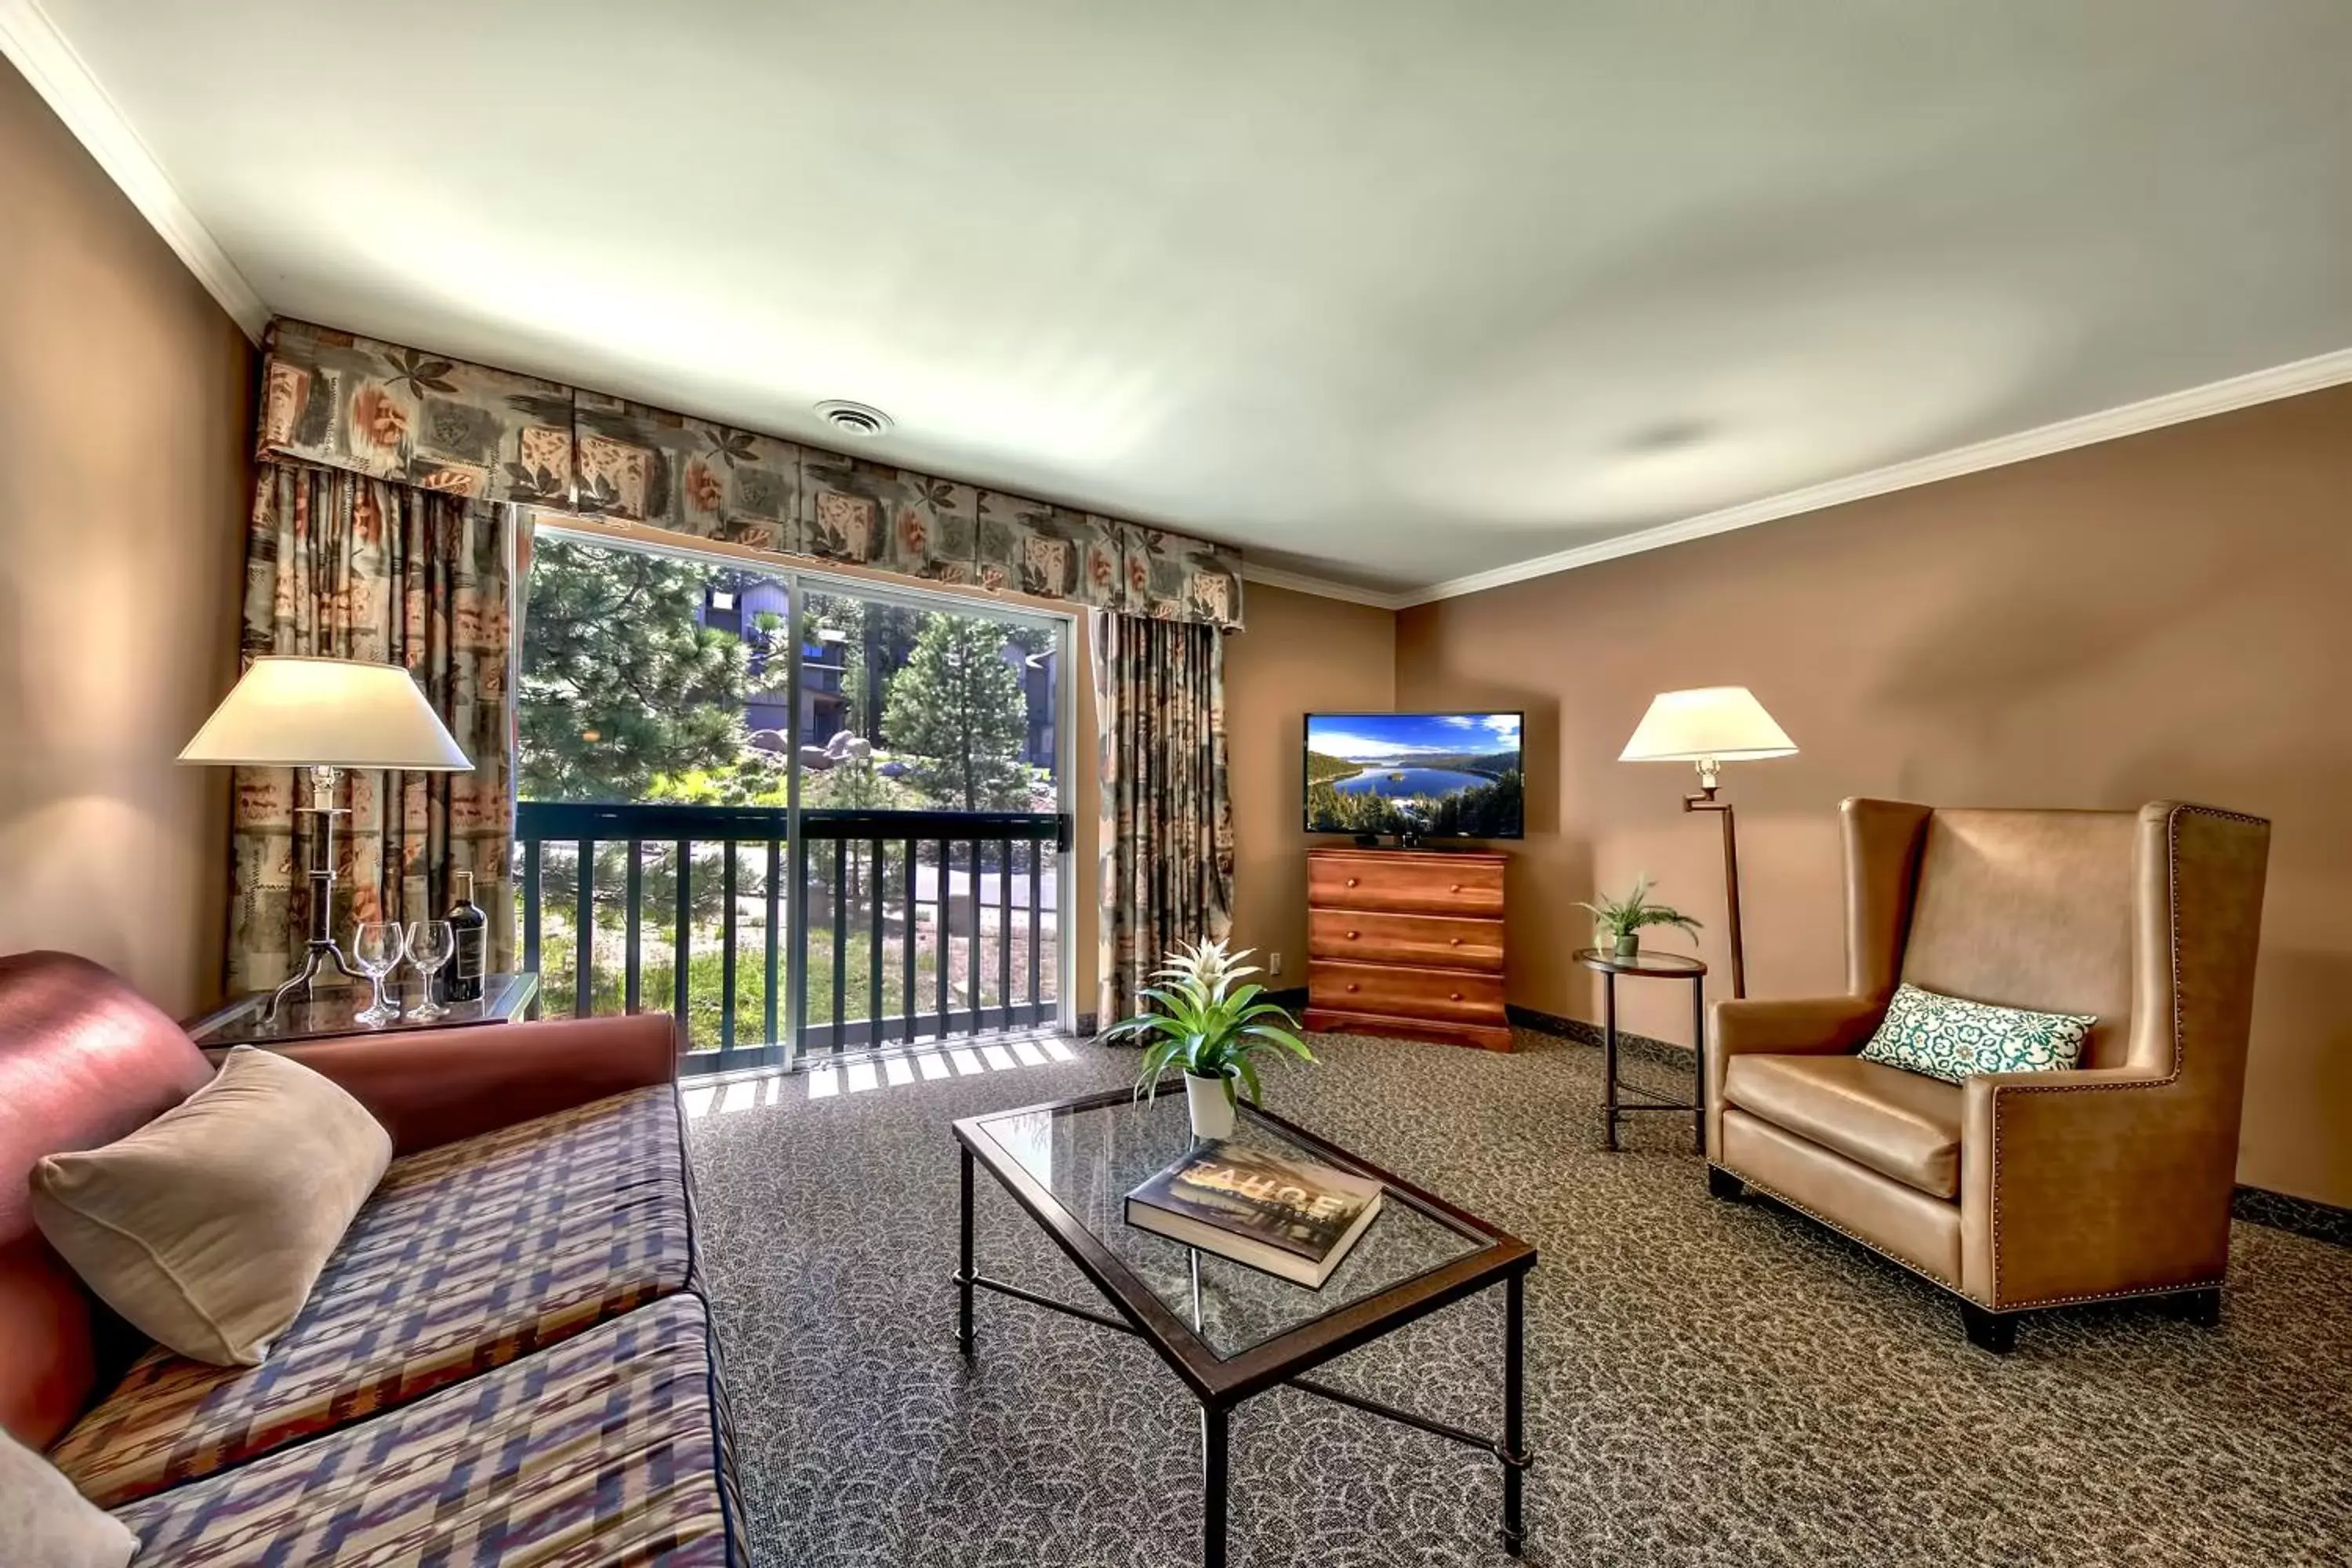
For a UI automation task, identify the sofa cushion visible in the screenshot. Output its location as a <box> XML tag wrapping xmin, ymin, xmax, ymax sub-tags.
<box><xmin>31</xmin><ymin>1047</ymin><xmax>392</xmax><ymax>1367</ymax></box>
<box><xmin>49</xmin><ymin>1084</ymin><xmax>694</xmax><ymax>1508</ymax></box>
<box><xmin>1724</xmin><ymin>1054</ymin><xmax>1964</xmax><ymax>1200</ymax></box>
<box><xmin>1</xmin><ymin>1424</ymin><xmax>136</xmax><ymax>1568</ymax></box>
<box><xmin>114</xmin><ymin>1291</ymin><xmax>744</xmax><ymax>1566</ymax></box>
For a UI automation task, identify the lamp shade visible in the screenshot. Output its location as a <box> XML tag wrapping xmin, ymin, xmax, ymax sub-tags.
<box><xmin>1619</xmin><ymin>687</ymin><xmax>1796</xmax><ymax>764</ymax></box>
<box><xmin>178</xmin><ymin>656</ymin><xmax>471</xmax><ymax>771</ymax></box>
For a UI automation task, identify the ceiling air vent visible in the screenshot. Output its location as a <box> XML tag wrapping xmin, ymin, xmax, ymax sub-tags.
<box><xmin>815</xmin><ymin>400</ymin><xmax>892</xmax><ymax>439</ymax></box>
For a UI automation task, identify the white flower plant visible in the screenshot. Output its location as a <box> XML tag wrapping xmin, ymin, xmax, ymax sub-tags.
<box><xmin>1102</xmin><ymin>939</ymin><xmax>1316</xmax><ymax>1109</ymax></box>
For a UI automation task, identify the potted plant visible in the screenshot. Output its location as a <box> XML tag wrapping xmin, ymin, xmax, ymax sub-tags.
<box><xmin>1576</xmin><ymin>875</ymin><xmax>1702</xmax><ymax>960</ymax></box>
<box><xmin>1102</xmin><ymin>939</ymin><xmax>1315</xmax><ymax>1140</ymax></box>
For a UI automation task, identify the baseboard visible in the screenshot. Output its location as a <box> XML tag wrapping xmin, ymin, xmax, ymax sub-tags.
<box><xmin>1264</xmin><ymin>986</ymin><xmax>1309</xmax><ymax>1013</ymax></box>
<box><xmin>1073</xmin><ymin>1011</ymin><xmax>1098</xmax><ymax>1039</ymax></box>
<box><xmin>2233</xmin><ymin>1185</ymin><xmax>2352</xmax><ymax>1247</ymax></box>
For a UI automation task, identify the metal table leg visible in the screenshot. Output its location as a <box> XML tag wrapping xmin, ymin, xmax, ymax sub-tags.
<box><xmin>1501</xmin><ymin>1271</ymin><xmax>1526</xmax><ymax>1555</ymax></box>
<box><xmin>956</xmin><ymin>1145</ymin><xmax>975</xmax><ymax>1354</ymax></box>
<box><xmin>1602</xmin><ymin>971</ymin><xmax>1620</xmax><ymax>1152</ymax></box>
<box><xmin>1203</xmin><ymin>1403</ymin><xmax>1229</xmax><ymax>1568</ymax></box>
<box><xmin>1691</xmin><ymin>974</ymin><xmax>1707</xmax><ymax>1156</ymax></box>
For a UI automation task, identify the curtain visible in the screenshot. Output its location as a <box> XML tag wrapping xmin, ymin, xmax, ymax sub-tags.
<box><xmin>1090</xmin><ymin>612</ymin><xmax>1234</xmax><ymax>1026</ymax></box>
<box><xmin>226</xmin><ymin>461</ymin><xmax>514</xmax><ymax>994</ymax></box>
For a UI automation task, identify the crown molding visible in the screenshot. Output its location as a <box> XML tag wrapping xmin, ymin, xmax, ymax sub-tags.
<box><xmin>1239</xmin><ymin>561</ymin><xmax>1408</xmax><ymax>610</ymax></box>
<box><xmin>1</xmin><ymin>0</ymin><xmax>265</xmax><ymax>340</ymax></box>
<box><xmin>1392</xmin><ymin>344</ymin><xmax>2352</xmax><ymax>608</ymax></box>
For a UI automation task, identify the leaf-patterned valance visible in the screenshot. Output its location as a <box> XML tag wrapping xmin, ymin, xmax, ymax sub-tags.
<box><xmin>256</xmin><ymin>320</ymin><xmax>1245</xmax><ymax>630</ymax></box>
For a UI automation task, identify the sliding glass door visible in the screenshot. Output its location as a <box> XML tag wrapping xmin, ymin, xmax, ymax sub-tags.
<box><xmin>513</xmin><ymin>524</ymin><xmax>1074</xmax><ymax>1070</ymax></box>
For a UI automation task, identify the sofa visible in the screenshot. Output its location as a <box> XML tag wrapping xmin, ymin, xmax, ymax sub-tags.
<box><xmin>0</xmin><ymin>949</ymin><xmax>746</xmax><ymax>1563</ymax></box>
<box><xmin>1706</xmin><ymin>799</ymin><xmax>2270</xmax><ymax>1352</ymax></box>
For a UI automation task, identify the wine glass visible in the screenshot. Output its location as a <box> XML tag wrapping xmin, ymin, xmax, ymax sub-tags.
<box><xmin>405</xmin><ymin>920</ymin><xmax>455</xmax><ymax>1020</ymax></box>
<box><xmin>350</xmin><ymin>921</ymin><xmax>407</xmax><ymax>1025</ymax></box>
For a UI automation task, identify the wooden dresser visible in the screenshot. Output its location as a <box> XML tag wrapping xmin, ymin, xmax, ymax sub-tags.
<box><xmin>1304</xmin><ymin>848</ymin><xmax>1511</xmax><ymax>1051</ymax></box>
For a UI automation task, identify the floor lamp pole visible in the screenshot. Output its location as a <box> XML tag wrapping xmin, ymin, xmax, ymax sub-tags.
<box><xmin>1682</xmin><ymin>761</ymin><xmax>1746</xmax><ymax>999</ymax></box>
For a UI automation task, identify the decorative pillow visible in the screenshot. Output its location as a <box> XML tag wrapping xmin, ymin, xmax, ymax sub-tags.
<box><xmin>30</xmin><ymin>1045</ymin><xmax>392</xmax><ymax>1366</ymax></box>
<box><xmin>0</xmin><ymin>1425</ymin><xmax>136</xmax><ymax>1568</ymax></box>
<box><xmin>1858</xmin><ymin>982</ymin><xmax>2096</xmax><ymax>1084</ymax></box>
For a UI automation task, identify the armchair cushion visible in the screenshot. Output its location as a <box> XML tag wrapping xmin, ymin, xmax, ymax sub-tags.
<box><xmin>1725</xmin><ymin>1054</ymin><xmax>1964</xmax><ymax>1199</ymax></box>
<box><xmin>1857</xmin><ymin>982</ymin><xmax>2095</xmax><ymax>1085</ymax></box>
<box><xmin>49</xmin><ymin>1085</ymin><xmax>695</xmax><ymax>1508</ymax></box>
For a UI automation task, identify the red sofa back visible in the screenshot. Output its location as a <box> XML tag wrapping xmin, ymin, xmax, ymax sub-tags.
<box><xmin>0</xmin><ymin>953</ymin><xmax>211</xmax><ymax>1448</ymax></box>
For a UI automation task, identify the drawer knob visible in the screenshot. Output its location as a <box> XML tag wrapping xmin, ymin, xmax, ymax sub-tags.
<box><xmin>1346</xmin><ymin>982</ymin><xmax>1359</xmax><ymax>993</ymax></box>
<box><xmin>1450</xmin><ymin>991</ymin><xmax>1463</xmax><ymax>1001</ymax></box>
<box><xmin>1448</xmin><ymin>883</ymin><xmax>1461</xmax><ymax>892</ymax></box>
<box><xmin>1449</xmin><ymin>936</ymin><xmax>1463</xmax><ymax>946</ymax></box>
<box><xmin>1345</xmin><ymin>877</ymin><xmax>1359</xmax><ymax>887</ymax></box>
<box><xmin>1345</xmin><ymin>930</ymin><xmax>1359</xmax><ymax>940</ymax></box>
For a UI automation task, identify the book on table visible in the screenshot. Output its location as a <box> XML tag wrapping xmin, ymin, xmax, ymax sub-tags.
<box><xmin>1125</xmin><ymin>1139</ymin><xmax>1385</xmax><ymax>1288</ymax></box>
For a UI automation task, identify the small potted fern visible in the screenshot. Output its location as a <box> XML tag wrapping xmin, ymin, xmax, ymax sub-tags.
<box><xmin>1102</xmin><ymin>939</ymin><xmax>1314</xmax><ymax>1140</ymax></box>
<box><xmin>1577</xmin><ymin>874</ymin><xmax>1702</xmax><ymax>960</ymax></box>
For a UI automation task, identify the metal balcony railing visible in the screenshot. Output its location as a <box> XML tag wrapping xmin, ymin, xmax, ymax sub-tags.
<box><xmin>515</xmin><ymin>801</ymin><xmax>1069</xmax><ymax>1074</ymax></box>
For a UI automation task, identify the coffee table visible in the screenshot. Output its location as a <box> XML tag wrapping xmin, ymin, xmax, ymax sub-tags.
<box><xmin>952</xmin><ymin>1082</ymin><xmax>1537</xmax><ymax>1566</ymax></box>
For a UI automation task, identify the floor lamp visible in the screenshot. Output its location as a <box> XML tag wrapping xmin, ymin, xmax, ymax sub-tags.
<box><xmin>1618</xmin><ymin>688</ymin><xmax>1797</xmax><ymax>999</ymax></box>
<box><xmin>180</xmin><ymin>656</ymin><xmax>472</xmax><ymax>1018</ymax></box>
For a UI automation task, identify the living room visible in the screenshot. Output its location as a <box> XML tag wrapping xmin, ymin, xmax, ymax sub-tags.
<box><xmin>3</xmin><ymin>5</ymin><xmax>2348</xmax><ymax>1566</ymax></box>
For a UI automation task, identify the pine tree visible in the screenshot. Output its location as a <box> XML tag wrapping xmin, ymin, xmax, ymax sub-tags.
<box><xmin>519</xmin><ymin>536</ymin><xmax>751</xmax><ymax>803</ymax></box>
<box><xmin>881</xmin><ymin>614</ymin><xmax>1031</xmax><ymax>810</ymax></box>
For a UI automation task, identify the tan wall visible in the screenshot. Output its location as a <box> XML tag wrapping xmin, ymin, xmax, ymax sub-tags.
<box><xmin>1395</xmin><ymin>383</ymin><xmax>2352</xmax><ymax>1206</ymax></box>
<box><xmin>0</xmin><ymin>60</ymin><xmax>254</xmax><ymax>1015</ymax></box>
<box><xmin>1222</xmin><ymin>583</ymin><xmax>1397</xmax><ymax>989</ymax></box>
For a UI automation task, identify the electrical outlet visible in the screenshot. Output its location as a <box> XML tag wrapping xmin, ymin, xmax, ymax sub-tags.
<box><xmin>1269</xmin><ymin>951</ymin><xmax>1283</xmax><ymax>976</ymax></box>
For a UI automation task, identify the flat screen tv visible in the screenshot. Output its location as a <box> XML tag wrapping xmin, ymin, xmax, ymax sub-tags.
<box><xmin>1305</xmin><ymin>712</ymin><xmax>1524</xmax><ymax>840</ymax></box>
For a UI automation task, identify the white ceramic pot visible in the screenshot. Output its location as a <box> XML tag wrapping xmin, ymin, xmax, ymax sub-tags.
<box><xmin>1185</xmin><ymin>1070</ymin><xmax>1238</xmax><ymax>1141</ymax></box>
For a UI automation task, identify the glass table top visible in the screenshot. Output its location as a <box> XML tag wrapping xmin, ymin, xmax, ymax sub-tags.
<box><xmin>970</xmin><ymin>1087</ymin><xmax>1493</xmax><ymax>1360</ymax></box>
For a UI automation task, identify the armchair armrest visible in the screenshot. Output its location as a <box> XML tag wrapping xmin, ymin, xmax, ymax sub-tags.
<box><xmin>1707</xmin><ymin>995</ymin><xmax>1883</xmax><ymax>1160</ymax></box>
<box><xmin>1711</xmin><ymin>995</ymin><xmax>1884</xmax><ymax>1058</ymax></box>
<box><xmin>1959</xmin><ymin>1066</ymin><xmax>2233</xmax><ymax>1308</ymax></box>
<box><xmin>250</xmin><ymin>1013</ymin><xmax>683</xmax><ymax>1155</ymax></box>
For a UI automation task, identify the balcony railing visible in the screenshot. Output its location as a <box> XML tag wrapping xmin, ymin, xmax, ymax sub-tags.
<box><xmin>515</xmin><ymin>801</ymin><xmax>1069</xmax><ymax>1075</ymax></box>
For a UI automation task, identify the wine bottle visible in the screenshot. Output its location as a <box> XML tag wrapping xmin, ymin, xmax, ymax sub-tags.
<box><xmin>445</xmin><ymin>870</ymin><xmax>487</xmax><ymax>1003</ymax></box>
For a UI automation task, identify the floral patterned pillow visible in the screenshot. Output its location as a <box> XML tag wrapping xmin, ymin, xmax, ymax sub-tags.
<box><xmin>1858</xmin><ymin>983</ymin><xmax>2096</xmax><ymax>1084</ymax></box>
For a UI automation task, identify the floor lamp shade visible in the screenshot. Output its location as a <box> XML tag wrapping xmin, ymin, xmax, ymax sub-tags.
<box><xmin>177</xmin><ymin>655</ymin><xmax>471</xmax><ymax>771</ymax></box>
<box><xmin>1618</xmin><ymin>687</ymin><xmax>1796</xmax><ymax>1001</ymax></box>
<box><xmin>1618</xmin><ymin>687</ymin><xmax>1796</xmax><ymax>770</ymax></box>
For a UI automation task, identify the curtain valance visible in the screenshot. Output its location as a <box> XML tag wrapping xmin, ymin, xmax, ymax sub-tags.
<box><xmin>256</xmin><ymin>319</ymin><xmax>1246</xmax><ymax>629</ymax></box>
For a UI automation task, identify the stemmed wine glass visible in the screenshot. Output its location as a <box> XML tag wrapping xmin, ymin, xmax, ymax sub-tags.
<box><xmin>350</xmin><ymin>921</ymin><xmax>407</xmax><ymax>1025</ymax></box>
<box><xmin>405</xmin><ymin>920</ymin><xmax>456</xmax><ymax>1021</ymax></box>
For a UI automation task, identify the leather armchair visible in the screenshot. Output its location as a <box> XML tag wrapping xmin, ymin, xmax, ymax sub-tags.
<box><xmin>1707</xmin><ymin>798</ymin><xmax>2270</xmax><ymax>1352</ymax></box>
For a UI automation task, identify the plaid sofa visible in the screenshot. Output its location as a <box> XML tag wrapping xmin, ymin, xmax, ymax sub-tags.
<box><xmin>0</xmin><ymin>953</ymin><xmax>745</xmax><ymax>1567</ymax></box>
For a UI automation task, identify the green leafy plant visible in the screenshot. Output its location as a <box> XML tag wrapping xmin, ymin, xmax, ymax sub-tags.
<box><xmin>1575</xmin><ymin>875</ymin><xmax>1702</xmax><ymax>948</ymax></box>
<box><xmin>1102</xmin><ymin>939</ymin><xmax>1314</xmax><ymax>1107</ymax></box>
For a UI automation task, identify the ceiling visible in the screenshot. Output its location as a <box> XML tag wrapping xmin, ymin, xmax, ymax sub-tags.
<box><xmin>23</xmin><ymin>1</ymin><xmax>2352</xmax><ymax>596</ymax></box>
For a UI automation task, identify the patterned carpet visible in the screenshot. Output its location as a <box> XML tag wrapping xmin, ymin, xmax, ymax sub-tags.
<box><xmin>686</xmin><ymin>1029</ymin><xmax>2352</xmax><ymax>1567</ymax></box>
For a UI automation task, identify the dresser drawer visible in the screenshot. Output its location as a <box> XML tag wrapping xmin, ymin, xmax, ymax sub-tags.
<box><xmin>1308</xmin><ymin>909</ymin><xmax>1504</xmax><ymax>972</ymax></box>
<box><xmin>1308</xmin><ymin>854</ymin><xmax>1504</xmax><ymax>916</ymax></box>
<box><xmin>1310</xmin><ymin>960</ymin><xmax>1505</xmax><ymax>1025</ymax></box>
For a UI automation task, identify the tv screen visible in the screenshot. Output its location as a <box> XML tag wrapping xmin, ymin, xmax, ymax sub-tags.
<box><xmin>1305</xmin><ymin>712</ymin><xmax>1524</xmax><ymax>839</ymax></box>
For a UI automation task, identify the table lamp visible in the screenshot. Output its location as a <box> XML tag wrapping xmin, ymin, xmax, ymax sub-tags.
<box><xmin>180</xmin><ymin>655</ymin><xmax>472</xmax><ymax>1018</ymax></box>
<box><xmin>1617</xmin><ymin>687</ymin><xmax>1797</xmax><ymax>998</ymax></box>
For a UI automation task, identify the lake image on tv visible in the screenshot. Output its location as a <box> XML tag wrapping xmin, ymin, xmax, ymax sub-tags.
<box><xmin>1307</xmin><ymin>713</ymin><xmax>1523</xmax><ymax>838</ymax></box>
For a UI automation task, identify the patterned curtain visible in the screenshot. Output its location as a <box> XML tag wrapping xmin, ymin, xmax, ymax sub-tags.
<box><xmin>227</xmin><ymin>461</ymin><xmax>514</xmax><ymax>994</ymax></box>
<box><xmin>1090</xmin><ymin>612</ymin><xmax>1234</xmax><ymax>1026</ymax></box>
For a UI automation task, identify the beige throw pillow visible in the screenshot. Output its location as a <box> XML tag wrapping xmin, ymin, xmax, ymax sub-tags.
<box><xmin>0</xmin><ymin>1425</ymin><xmax>137</xmax><ymax>1568</ymax></box>
<box><xmin>31</xmin><ymin>1045</ymin><xmax>391</xmax><ymax>1366</ymax></box>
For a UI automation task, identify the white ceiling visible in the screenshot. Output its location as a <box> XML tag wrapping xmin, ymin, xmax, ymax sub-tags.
<box><xmin>24</xmin><ymin>1</ymin><xmax>2352</xmax><ymax>594</ymax></box>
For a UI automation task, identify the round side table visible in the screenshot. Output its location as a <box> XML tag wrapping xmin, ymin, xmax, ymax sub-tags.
<box><xmin>1573</xmin><ymin>948</ymin><xmax>1708</xmax><ymax>1153</ymax></box>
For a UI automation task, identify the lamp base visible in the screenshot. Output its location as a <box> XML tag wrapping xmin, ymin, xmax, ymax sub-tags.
<box><xmin>263</xmin><ymin>935</ymin><xmax>366</xmax><ymax>1022</ymax></box>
